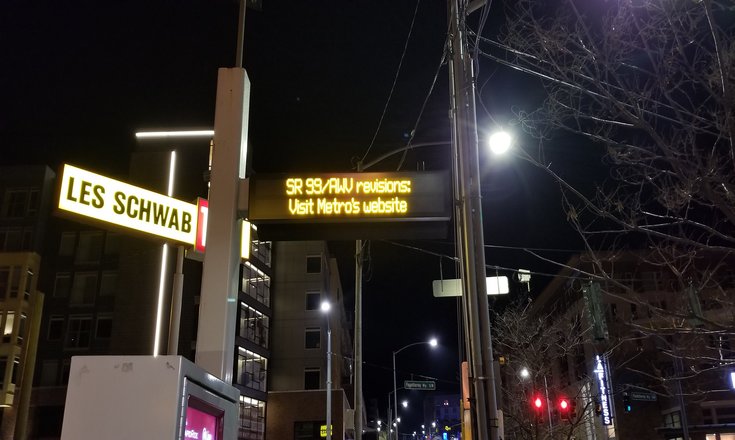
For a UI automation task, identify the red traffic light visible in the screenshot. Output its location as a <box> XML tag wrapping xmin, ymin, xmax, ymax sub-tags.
<box><xmin>533</xmin><ymin>396</ymin><xmax>543</xmax><ymax>409</ymax></box>
<box><xmin>559</xmin><ymin>399</ymin><xmax>569</xmax><ymax>411</ymax></box>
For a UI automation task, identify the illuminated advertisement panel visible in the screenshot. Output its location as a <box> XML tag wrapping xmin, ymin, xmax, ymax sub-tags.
<box><xmin>249</xmin><ymin>171</ymin><xmax>450</xmax><ymax>222</ymax></box>
<box><xmin>184</xmin><ymin>396</ymin><xmax>223</xmax><ymax>440</ymax></box>
<box><xmin>57</xmin><ymin>164</ymin><xmax>197</xmax><ymax>245</ymax></box>
<box><xmin>593</xmin><ymin>355</ymin><xmax>613</xmax><ymax>425</ymax></box>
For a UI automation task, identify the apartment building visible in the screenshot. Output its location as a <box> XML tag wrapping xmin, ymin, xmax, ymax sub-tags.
<box><xmin>525</xmin><ymin>252</ymin><xmax>735</xmax><ymax>440</ymax></box>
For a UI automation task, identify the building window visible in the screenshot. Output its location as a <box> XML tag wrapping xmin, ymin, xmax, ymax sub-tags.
<box><xmin>17</xmin><ymin>313</ymin><xmax>26</xmax><ymax>345</ymax></box>
<box><xmin>59</xmin><ymin>232</ymin><xmax>76</xmax><ymax>256</ymax></box>
<box><xmin>4</xmin><ymin>190</ymin><xmax>28</xmax><ymax>218</ymax></box>
<box><xmin>663</xmin><ymin>410</ymin><xmax>682</xmax><ymax>428</ymax></box>
<box><xmin>304</xmin><ymin>368</ymin><xmax>320</xmax><ymax>390</ymax></box>
<box><xmin>75</xmin><ymin>231</ymin><xmax>103</xmax><ymax>264</ymax></box>
<box><xmin>306</xmin><ymin>255</ymin><xmax>322</xmax><ymax>274</ymax></box>
<box><xmin>3</xmin><ymin>311</ymin><xmax>14</xmax><ymax>343</ymax></box>
<box><xmin>99</xmin><ymin>271</ymin><xmax>117</xmax><ymax>297</ymax></box>
<box><xmin>96</xmin><ymin>315</ymin><xmax>113</xmax><ymax>339</ymax></box>
<box><xmin>236</xmin><ymin>348</ymin><xmax>267</xmax><ymax>392</ymax></box>
<box><xmin>305</xmin><ymin>328</ymin><xmax>320</xmax><ymax>349</ymax></box>
<box><xmin>70</xmin><ymin>272</ymin><xmax>97</xmax><ymax>305</ymax></box>
<box><xmin>27</xmin><ymin>190</ymin><xmax>39</xmax><ymax>216</ymax></box>
<box><xmin>40</xmin><ymin>360</ymin><xmax>58</xmax><ymax>386</ymax></box>
<box><xmin>23</xmin><ymin>269</ymin><xmax>33</xmax><ymax>301</ymax></box>
<box><xmin>238</xmin><ymin>303</ymin><xmax>269</xmax><ymax>349</ymax></box>
<box><xmin>0</xmin><ymin>268</ymin><xmax>8</xmax><ymax>298</ymax></box>
<box><xmin>103</xmin><ymin>232</ymin><xmax>120</xmax><ymax>256</ymax></box>
<box><xmin>2</xmin><ymin>229</ymin><xmax>22</xmax><ymax>252</ymax></box>
<box><xmin>239</xmin><ymin>396</ymin><xmax>265</xmax><ymax>440</ymax></box>
<box><xmin>11</xmin><ymin>357</ymin><xmax>19</xmax><ymax>384</ymax></box>
<box><xmin>305</xmin><ymin>291</ymin><xmax>321</xmax><ymax>311</ymax></box>
<box><xmin>21</xmin><ymin>229</ymin><xmax>32</xmax><ymax>251</ymax></box>
<box><xmin>65</xmin><ymin>316</ymin><xmax>92</xmax><ymax>349</ymax></box>
<box><xmin>0</xmin><ymin>357</ymin><xmax>7</xmax><ymax>386</ymax></box>
<box><xmin>9</xmin><ymin>267</ymin><xmax>20</xmax><ymax>298</ymax></box>
<box><xmin>53</xmin><ymin>273</ymin><xmax>71</xmax><ymax>298</ymax></box>
<box><xmin>48</xmin><ymin>316</ymin><xmax>64</xmax><ymax>341</ymax></box>
<box><xmin>241</xmin><ymin>262</ymin><xmax>271</xmax><ymax>308</ymax></box>
<box><xmin>609</xmin><ymin>303</ymin><xmax>618</xmax><ymax>321</ymax></box>
<box><xmin>642</xmin><ymin>271</ymin><xmax>661</xmax><ymax>291</ymax></box>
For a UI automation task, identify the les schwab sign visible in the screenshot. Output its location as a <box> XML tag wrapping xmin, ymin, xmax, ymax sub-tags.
<box><xmin>58</xmin><ymin>164</ymin><xmax>200</xmax><ymax>246</ymax></box>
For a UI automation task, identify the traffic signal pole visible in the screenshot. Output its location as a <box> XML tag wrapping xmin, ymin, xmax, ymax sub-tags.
<box><xmin>447</xmin><ymin>1</ymin><xmax>500</xmax><ymax>440</ymax></box>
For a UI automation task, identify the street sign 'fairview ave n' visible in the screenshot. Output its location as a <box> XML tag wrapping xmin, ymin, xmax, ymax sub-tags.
<box><xmin>404</xmin><ymin>380</ymin><xmax>436</xmax><ymax>390</ymax></box>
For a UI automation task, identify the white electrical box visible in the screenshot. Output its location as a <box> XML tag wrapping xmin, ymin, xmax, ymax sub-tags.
<box><xmin>61</xmin><ymin>355</ymin><xmax>240</xmax><ymax>440</ymax></box>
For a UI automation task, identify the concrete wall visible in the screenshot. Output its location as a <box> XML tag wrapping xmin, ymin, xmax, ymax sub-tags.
<box><xmin>267</xmin><ymin>389</ymin><xmax>350</xmax><ymax>440</ymax></box>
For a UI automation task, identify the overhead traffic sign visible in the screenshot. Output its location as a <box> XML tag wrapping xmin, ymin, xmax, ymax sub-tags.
<box><xmin>432</xmin><ymin>277</ymin><xmax>509</xmax><ymax>297</ymax></box>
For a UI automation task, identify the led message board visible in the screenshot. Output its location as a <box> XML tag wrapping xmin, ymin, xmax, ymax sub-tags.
<box><xmin>250</xmin><ymin>172</ymin><xmax>449</xmax><ymax>221</ymax></box>
<box><xmin>248</xmin><ymin>171</ymin><xmax>451</xmax><ymax>240</ymax></box>
<box><xmin>58</xmin><ymin>164</ymin><xmax>198</xmax><ymax>245</ymax></box>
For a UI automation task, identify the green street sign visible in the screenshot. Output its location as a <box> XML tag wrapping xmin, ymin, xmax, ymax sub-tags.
<box><xmin>629</xmin><ymin>391</ymin><xmax>657</xmax><ymax>402</ymax></box>
<box><xmin>404</xmin><ymin>380</ymin><xmax>436</xmax><ymax>390</ymax></box>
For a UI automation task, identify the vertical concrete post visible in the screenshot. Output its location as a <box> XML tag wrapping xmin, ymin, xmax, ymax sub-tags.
<box><xmin>195</xmin><ymin>67</ymin><xmax>250</xmax><ymax>382</ymax></box>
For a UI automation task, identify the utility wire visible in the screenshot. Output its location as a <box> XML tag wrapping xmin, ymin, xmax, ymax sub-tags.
<box><xmin>395</xmin><ymin>45</ymin><xmax>447</xmax><ymax>171</ymax></box>
<box><xmin>360</xmin><ymin>0</ymin><xmax>423</xmax><ymax>165</ymax></box>
<box><xmin>382</xmin><ymin>240</ymin><xmax>591</xmax><ymax>280</ymax></box>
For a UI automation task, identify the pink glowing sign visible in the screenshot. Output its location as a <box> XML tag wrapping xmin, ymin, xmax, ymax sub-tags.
<box><xmin>184</xmin><ymin>397</ymin><xmax>222</xmax><ymax>440</ymax></box>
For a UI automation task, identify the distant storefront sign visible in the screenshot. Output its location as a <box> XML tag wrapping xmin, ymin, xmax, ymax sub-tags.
<box><xmin>593</xmin><ymin>355</ymin><xmax>613</xmax><ymax>426</ymax></box>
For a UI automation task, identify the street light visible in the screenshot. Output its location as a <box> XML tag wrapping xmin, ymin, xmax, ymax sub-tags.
<box><xmin>321</xmin><ymin>300</ymin><xmax>332</xmax><ymax>440</ymax></box>
<box><xmin>519</xmin><ymin>367</ymin><xmax>530</xmax><ymax>379</ymax></box>
<box><xmin>520</xmin><ymin>366</ymin><xmax>552</xmax><ymax>435</ymax></box>
<box><xmin>488</xmin><ymin>130</ymin><xmax>512</xmax><ymax>155</ymax></box>
<box><xmin>392</xmin><ymin>338</ymin><xmax>438</xmax><ymax>440</ymax></box>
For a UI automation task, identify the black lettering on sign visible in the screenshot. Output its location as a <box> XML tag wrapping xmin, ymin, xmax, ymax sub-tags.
<box><xmin>182</xmin><ymin>211</ymin><xmax>192</xmax><ymax>233</ymax></box>
<box><xmin>113</xmin><ymin>192</ymin><xmax>126</xmax><ymax>215</ymax></box>
<box><xmin>168</xmin><ymin>208</ymin><xmax>180</xmax><ymax>230</ymax></box>
<box><xmin>79</xmin><ymin>180</ymin><xmax>93</xmax><ymax>206</ymax></box>
<box><xmin>127</xmin><ymin>196</ymin><xmax>139</xmax><ymax>219</ymax></box>
<box><xmin>139</xmin><ymin>199</ymin><xmax>151</xmax><ymax>223</ymax></box>
<box><xmin>66</xmin><ymin>177</ymin><xmax>78</xmax><ymax>202</ymax></box>
<box><xmin>153</xmin><ymin>203</ymin><xmax>169</xmax><ymax>226</ymax></box>
<box><xmin>91</xmin><ymin>185</ymin><xmax>105</xmax><ymax>208</ymax></box>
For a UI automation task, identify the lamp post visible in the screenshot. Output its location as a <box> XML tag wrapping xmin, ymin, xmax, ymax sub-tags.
<box><xmin>392</xmin><ymin>338</ymin><xmax>438</xmax><ymax>440</ymax></box>
<box><xmin>134</xmin><ymin>129</ymin><xmax>214</xmax><ymax>356</ymax></box>
<box><xmin>447</xmin><ymin>0</ymin><xmax>501</xmax><ymax>437</ymax></box>
<box><xmin>520</xmin><ymin>366</ymin><xmax>552</xmax><ymax>436</ymax></box>
<box><xmin>321</xmin><ymin>301</ymin><xmax>333</xmax><ymax>440</ymax></box>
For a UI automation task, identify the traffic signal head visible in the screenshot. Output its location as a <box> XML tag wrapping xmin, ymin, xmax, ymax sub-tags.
<box><xmin>623</xmin><ymin>392</ymin><xmax>632</xmax><ymax>413</ymax></box>
<box><xmin>533</xmin><ymin>395</ymin><xmax>544</xmax><ymax>411</ymax></box>
<box><xmin>558</xmin><ymin>398</ymin><xmax>570</xmax><ymax>420</ymax></box>
<box><xmin>559</xmin><ymin>398</ymin><xmax>569</xmax><ymax>411</ymax></box>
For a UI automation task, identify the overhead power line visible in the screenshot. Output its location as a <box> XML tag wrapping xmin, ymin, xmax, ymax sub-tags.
<box><xmin>360</xmin><ymin>0</ymin><xmax>423</xmax><ymax>164</ymax></box>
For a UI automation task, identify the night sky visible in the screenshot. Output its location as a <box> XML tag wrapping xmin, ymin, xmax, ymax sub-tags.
<box><xmin>2</xmin><ymin>0</ymin><xmax>593</xmax><ymax>432</ymax></box>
